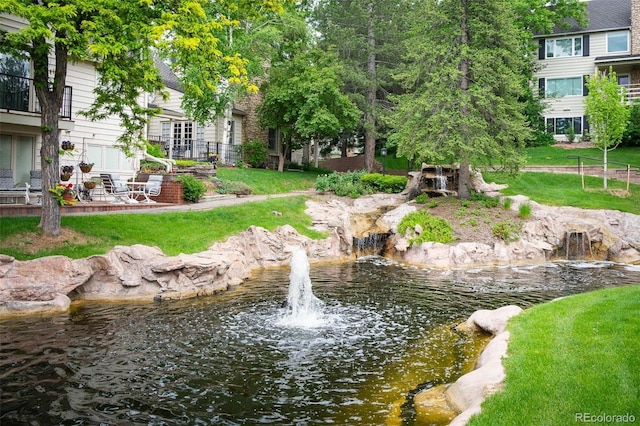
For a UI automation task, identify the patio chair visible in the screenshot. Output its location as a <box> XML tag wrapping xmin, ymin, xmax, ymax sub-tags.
<box><xmin>0</xmin><ymin>169</ymin><xmax>30</xmax><ymax>204</ymax></box>
<box><xmin>140</xmin><ymin>174</ymin><xmax>162</xmax><ymax>203</ymax></box>
<box><xmin>100</xmin><ymin>173</ymin><xmax>131</xmax><ymax>204</ymax></box>
<box><xmin>29</xmin><ymin>170</ymin><xmax>43</xmax><ymax>204</ymax></box>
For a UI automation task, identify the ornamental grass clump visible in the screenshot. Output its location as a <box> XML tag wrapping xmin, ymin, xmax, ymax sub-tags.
<box><xmin>397</xmin><ymin>210</ymin><xmax>454</xmax><ymax>246</ymax></box>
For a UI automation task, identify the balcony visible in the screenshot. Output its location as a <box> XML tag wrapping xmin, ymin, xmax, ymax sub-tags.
<box><xmin>626</xmin><ymin>84</ymin><xmax>640</xmax><ymax>103</ymax></box>
<box><xmin>0</xmin><ymin>73</ymin><xmax>72</xmax><ymax>119</ymax></box>
<box><xmin>148</xmin><ymin>137</ymin><xmax>243</xmax><ymax>165</ymax></box>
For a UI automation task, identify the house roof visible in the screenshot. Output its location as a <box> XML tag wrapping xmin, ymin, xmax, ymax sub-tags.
<box><xmin>155</xmin><ymin>56</ymin><xmax>183</xmax><ymax>92</ymax></box>
<box><xmin>544</xmin><ymin>0</ymin><xmax>631</xmax><ymax>36</ymax></box>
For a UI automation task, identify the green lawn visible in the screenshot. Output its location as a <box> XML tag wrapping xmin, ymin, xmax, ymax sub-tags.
<box><xmin>482</xmin><ymin>171</ymin><xmax>640</xmax><ymax>214</ymax></box>
<box><xmin>216</xmin><ymin>167</ymin><xmax>319</xmax><ymax>194</ymax></box>
<box><xmin>0</xmin><ymin>196</ymin><xmax>326</xmax><ymax>260</ymax></box>
<box><xmin>524</xmin><ymin>146</ymin><xmax>640</xmax><ymax>167</ymax></box>
<box><xmin>469</xmin><ymin>285</ymin><xmax>640</xmax><ymax>426</ymax></box>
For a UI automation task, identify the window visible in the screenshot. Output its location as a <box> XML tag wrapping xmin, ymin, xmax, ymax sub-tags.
<box><xmin>546</xmin><ymin>37</ymin><xmax>582</xmax><ymax>58</ymax></box>
<box><xmin>607</xmin><ymin>31</ymin><xmax>629</xmax><ymax>53</ymax></box>
<box><xmin>618</xmin><ymin>74</ymin><xmax>630</xmax><ymax>87</ymax></box>
<box><xmin>268</xmin><ymin>129</ymin><xmax>277</xmax><ymax>151</ymax></box>
<box><xmin>546</xmin><ymin>117</ymin><xmax>582</xmax><ymax>135</ymax></box>
<box><xmin>546</xmin><ymin>77</ymin><xmax>582</xmax><ymax>97</ymax></box>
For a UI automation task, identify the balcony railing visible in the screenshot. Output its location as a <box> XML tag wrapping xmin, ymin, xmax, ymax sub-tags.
<box><xmin>148</xmin><ymin>137</ymin><xmax>243</xmax><ymax>165</ymax></box>
<box><xmin>0</xmin><ymin>73</ymin><xmax>72</xmax><ymax>119</ymax></box>
<box><xmin>626</xmin><ymin>84</ymin><xmax>640</xmax><ymax>103</ymax></box>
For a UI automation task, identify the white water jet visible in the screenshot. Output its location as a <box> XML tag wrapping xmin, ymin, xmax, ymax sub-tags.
<box><xmin>279</xmin><ymin>249</ymin><xmax>325</xmax><ymax>328</ymax></box>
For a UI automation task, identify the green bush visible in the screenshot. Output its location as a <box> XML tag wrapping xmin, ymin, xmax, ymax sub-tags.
<box><xmin>177</xmin><ymin>174</ymin><xmax>207</xmax><ymax>202</ymax></box>
<box><xmin>397</xmin><ymin>210</ymin><xmax>454</xmax><ymax>246</ymax></box>
<box><xmin>414</xmin><ymin>193</ymin><xmax>429</xmax><ymax>204</ymax></box>
<box><xmin>492</xmin><ymin>220</ymin><xmax>521</xmax><ymax>243</ymax></box>
<box><xmin>360</xmin><ymin>173</ymin><xmax>408</xmax><ymax>193</ymax></box>
<box><xmin>470</xmin><ymin>191</ymin><xmax>500</xmax><ymax>208</ymax></box>
<box><xmin>518</xmin><ymin>202</ymin><xmax>532</xmax><ymax>218</ymax></box>
<box><xmin>315</xmin><ymin>170</ymin><xmax>372</xmax><ymax>197</ymax></box>
<box><xmin>244</xmin><ymin>139</ymin><xmax>268</xmax><ymax>168</ymax></box>
<box><xmin>146</xmin><ymin>141</ymin><xmax>165</xmax><ymax>158</ymax></box>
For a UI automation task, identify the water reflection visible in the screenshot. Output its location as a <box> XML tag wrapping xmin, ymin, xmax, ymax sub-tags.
<box><xmin>1</xmin><ymin>259</ymin><xmax>638</xmax><ymax>425</ymax></box>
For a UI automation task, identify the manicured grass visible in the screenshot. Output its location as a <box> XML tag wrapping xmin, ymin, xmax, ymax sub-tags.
<box><xmin>216</xmin><ymin>167</ymin><xmax>319</xmax><ymax>194</ymax></box>
<box><xmin>525</xmin><ymin>146</ymin><xmax>640</xmax><ymax>167</ymax></box>
<box><xmin>469</xmin><ymin>285</ymin><xmax>640</xmax><ymax>426</ymax></box>
<box><xmin>482</xmin><ymin>171</ymin><xmax>640</xmax><ymax>214</ymax></box>
<box><xmin>0</xmin><ymin>196</ymin><xmax>326</xmax><ymax>260</ymax></box>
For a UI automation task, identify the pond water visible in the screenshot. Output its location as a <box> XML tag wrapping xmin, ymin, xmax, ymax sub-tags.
<box><xmin>1</xmin><ymin>258</ymin><xmax>638</xmax><ymax>425</ymax></box>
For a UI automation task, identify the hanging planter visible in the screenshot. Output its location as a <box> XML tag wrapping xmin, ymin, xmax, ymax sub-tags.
<box><xmin>60</xmin><ymin>173</ymin><xmax>72</xmax><ymax>181</ymax></box>
<box><xmin>83</xmin><ymin>181</ymin><xmax>96</xmax><ymax>190</ymax></box>
<box><xmin>61</xmin><ymin>141</ymin><xmax>74</xmax><ymax>151</ymax></box>
<box><xmin>78</xmin><ymin>161</ymin><xmax>94</xmax><ymax>173</ymax></box>
<box><xmin>61</xmin><ymin>165</ymin><xmax>74</xmax><ymax>174</ymax></box>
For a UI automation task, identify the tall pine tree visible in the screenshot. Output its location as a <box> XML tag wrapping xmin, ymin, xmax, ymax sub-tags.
<box><xmin>391</xmin><ymin>0</ymin><xmax>530</xmax><ymax>198</ymax></box>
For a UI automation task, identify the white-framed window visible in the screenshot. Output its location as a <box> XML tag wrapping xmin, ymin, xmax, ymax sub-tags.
<box><xmin>607</xmin><ymin>31</ymin><xmax>629</xmax><ymax>53</ymax></box>
<box><xmin>546</xmin><ymin>77</ymin><xmax>583</xmax><ymax>97</ymax></box>
<box><xmin>546</xmin><ymin>37</ymin><xmax>582</xmax><ymax>58</ymax></box>
<box><xmin>618</xmin><ymin>74</ymin><xmax>630</xmax><ymax>87</ymax></box>
<box><xmin>546</xmin><ymin>117</ymin><xmax>582</xmax><ymax>135</ymax></box>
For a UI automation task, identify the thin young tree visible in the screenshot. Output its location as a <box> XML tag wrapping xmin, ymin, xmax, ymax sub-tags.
<box><xmin>584</xmin><ymin>69</ymin><xmax>631</xmax><ymax>189</ymax></box>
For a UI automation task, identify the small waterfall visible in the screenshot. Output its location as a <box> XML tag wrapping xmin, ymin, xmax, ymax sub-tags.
<box><xmin>435</xmin><ymin>166</ymin><xmax>448</xmax><ymax>191</ymax></box>
<box><xmin>565</xmin><ymin>231</ymin><xmax>592</xmax><ymax>260</ymax></box>
<box><xmin>353</xmin><ymin>232</ymin><xmax>390</xmax><ymax>257</ymax></box>
<box><xmin>279</xmin><ymin>249</ymin><xmax>325</xmax><ymax>327</ymax></box>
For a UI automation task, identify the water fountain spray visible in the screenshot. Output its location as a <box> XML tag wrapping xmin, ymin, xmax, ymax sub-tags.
<box><xmin>281</xmin><ymin>249</ymin><xmax>325</xmax><ymax>326</ymax></box>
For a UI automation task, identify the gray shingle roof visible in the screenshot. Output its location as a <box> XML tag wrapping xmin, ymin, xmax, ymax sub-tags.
<box><xmin>551</xmin><ymin>0</ymin><xmax>630</xmax><ymax>35</ymax></box>
<box><xmin>154</xmin><ymin>56</ymin><xmax>183</xmax><ymax>92</ymax></box>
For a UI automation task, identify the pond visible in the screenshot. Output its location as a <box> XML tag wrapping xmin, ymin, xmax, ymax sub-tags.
<box><xmin>1</xmin><ymin>258</ymin><xmax>638</xmax><ymax>425</ymax></box>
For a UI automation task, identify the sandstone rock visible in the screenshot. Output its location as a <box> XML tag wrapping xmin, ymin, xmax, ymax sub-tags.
<box><xmin>414</xmin><ymin>384</ymin><xmax>458</xmax><ymax>425</ymax></box>
<box><xmin>464</xmin><ymin>305</ymin><xmax>522</xmax><ymax>335</ymax></box>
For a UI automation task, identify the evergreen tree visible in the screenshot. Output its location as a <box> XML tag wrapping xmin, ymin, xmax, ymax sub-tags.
<box><xmin>390</xmin><ymin>0</ymin><xmax>529</xmax><ymax>198</ymax></box>
<box><xmin>313</xmin><ymin>0</ymin><xmax>409</xmax><ymax>172</ymax></box>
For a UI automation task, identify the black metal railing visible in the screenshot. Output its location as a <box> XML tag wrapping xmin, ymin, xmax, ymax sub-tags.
<box><xmin>0</xmin><ymin>73</ymin><xmax>72</xmax><ymax>119</ymax></box>
<box><xmin>148</xmin><ymin>137</ymin><xmax>243</xmax><ymax>165</ymax></box>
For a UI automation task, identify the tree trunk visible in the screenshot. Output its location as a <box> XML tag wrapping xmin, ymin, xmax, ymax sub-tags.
<box><xmin>34</xmin><ymin>38</ymin><xmax>68</xmax><ymax>236</ymax></box>
<box><xmin>603</xmin><ymin>146</ymin><xmax>608</xmax><ymax>189</ymax></box>
<box><xmin>457</xmin><ymin>0</ymin><xmax>471</xmax><ymax>199</ymax></box>
<box><xmin>364</xmin><ymin>1</ymin><xmax>377</xmax><ymax>173</ymax></box>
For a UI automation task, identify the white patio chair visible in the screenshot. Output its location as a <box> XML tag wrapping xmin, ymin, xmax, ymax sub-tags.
<box><xmin>140</xmin><ymin>174</ymin><xmax>162</xmax><ymax>203</ymax></box>
<box><xmin>100</xmin><ymin>173</ymin><xmax>131</xmax><ymax>204</ymax></box>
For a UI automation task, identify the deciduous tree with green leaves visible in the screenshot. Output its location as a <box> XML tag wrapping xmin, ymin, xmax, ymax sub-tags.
<box><xmin>0</xmin><ymin>0</ymin><xmax>285</xmax><ymax>237</ymax></box>
<box><xmin>258</xmin><ymin>48</ymin><xmax>360</xmax><ymax>171</ymax></box>
<box><xmin>584</xmin><ymin>69</ymin><xmax>631</xmax><ymax>189</ymax></box>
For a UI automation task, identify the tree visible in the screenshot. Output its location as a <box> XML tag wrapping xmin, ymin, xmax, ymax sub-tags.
<box><xmin>390</xmin><ymin>0</ymin><xmax>530</xmax><ymax>198</ymax></box>
<box><xmin>313</xmin><ymin>0</ymin><xmax>410</xmax><ymax>172</ymax></box>
<box><xmin>584</xmin><ymin>69</ymin><xmax>631</xmax><ymax>189</ymax></box>
<box><xmin>0</xmin><ymin>0</ymin><xmax>285</xmax><ymax>237</ymax></box>
<box><xmin>258</xmin><ymin>49</ymin><xmax>360</xmax><ymax>171</ymax></box>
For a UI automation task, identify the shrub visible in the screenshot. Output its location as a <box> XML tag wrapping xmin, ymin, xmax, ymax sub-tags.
<box><xmin>177</xmin><ymin>174</ymin><xmax>207</xmax><ymax>202</ymax></box>
<box><xmin>360</xmin><ymin>173</ymin><xmax>408</xmax><ymax>193</ymax></box>
<box><xmin>470</xmin><ymin>191</ymin><xmax>500</xmax><ymax>208</ymax></box>
<box><xmin>315</xmin><ymin>170</ymin><xmax>372</xmax><ymax>197</ymax></box>
<box><xmin>492</xmin><ymin>220</ymin><xmax>521</xmax><ymax>243</ymax></box>
<box><xmin>146</xmin><ymin>142</ymin><xmax>165</xmax><ymax>158</ymax></box>
<box><xmin>502</xmin><ymin>197</ymin><xmax>512</xmax><ymax>210</ymax></box>
<box><xmin>414</xmin><ymin>193</ymin><xmax>429</xmax><ymax>204</ymax></box>
<box><xmin>244</xmin><ymin>139</ymin><xmax>268</xmax><ymax>168</ymax></box>
<box><xmin>397</xmin><ymin>210</ymin><xmax>454</xmax><ymax>246</ymax></box>
<box><xmin>518</xmin><ymin>202</ymin><xmax>532</xmax><ymax>219</ymax></box>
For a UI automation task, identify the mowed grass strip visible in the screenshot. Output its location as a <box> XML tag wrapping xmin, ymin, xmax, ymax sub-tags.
<box><xmin>0</xmin><ymin>196</ymin><xmax>326</xmax><ymax>260</ymax></box>
<box><xmin>469</xmin><ymin>285</ymin><xmax>640</xmax><ymax>426</ymax></box>
<box><xmin>524</xmin><ymin>146</ymin><xmax>640</xmax><ymax>167</ymax></box>
<box><xmin>482</xmin><ymin>171</ymin><xmax>640</xmax><ymax>214</ymax></box>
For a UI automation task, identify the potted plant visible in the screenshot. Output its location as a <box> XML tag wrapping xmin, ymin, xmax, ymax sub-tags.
<box><xmin>61</xmin><ymin>165</ymin><xmax>74</xmax><ymax>173</ymax></box>
<box><xmin>61</xmin><ymin>140</ymin><xmax>74</xmax><ymax>151</ymax></box>
<box><xmin>83</xmin><ymin>180</ymin><xmax>96</xmax><ymax>190</ymax></box>
<box><xmin>48</xmin><ymin>183</ymin><xmax>76</xmax><ymax>206</ymax></box>
<box><xmin>78</xmin><ymin>161</ymin><xmax>94</xmax><ymax>173</ymax></box>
